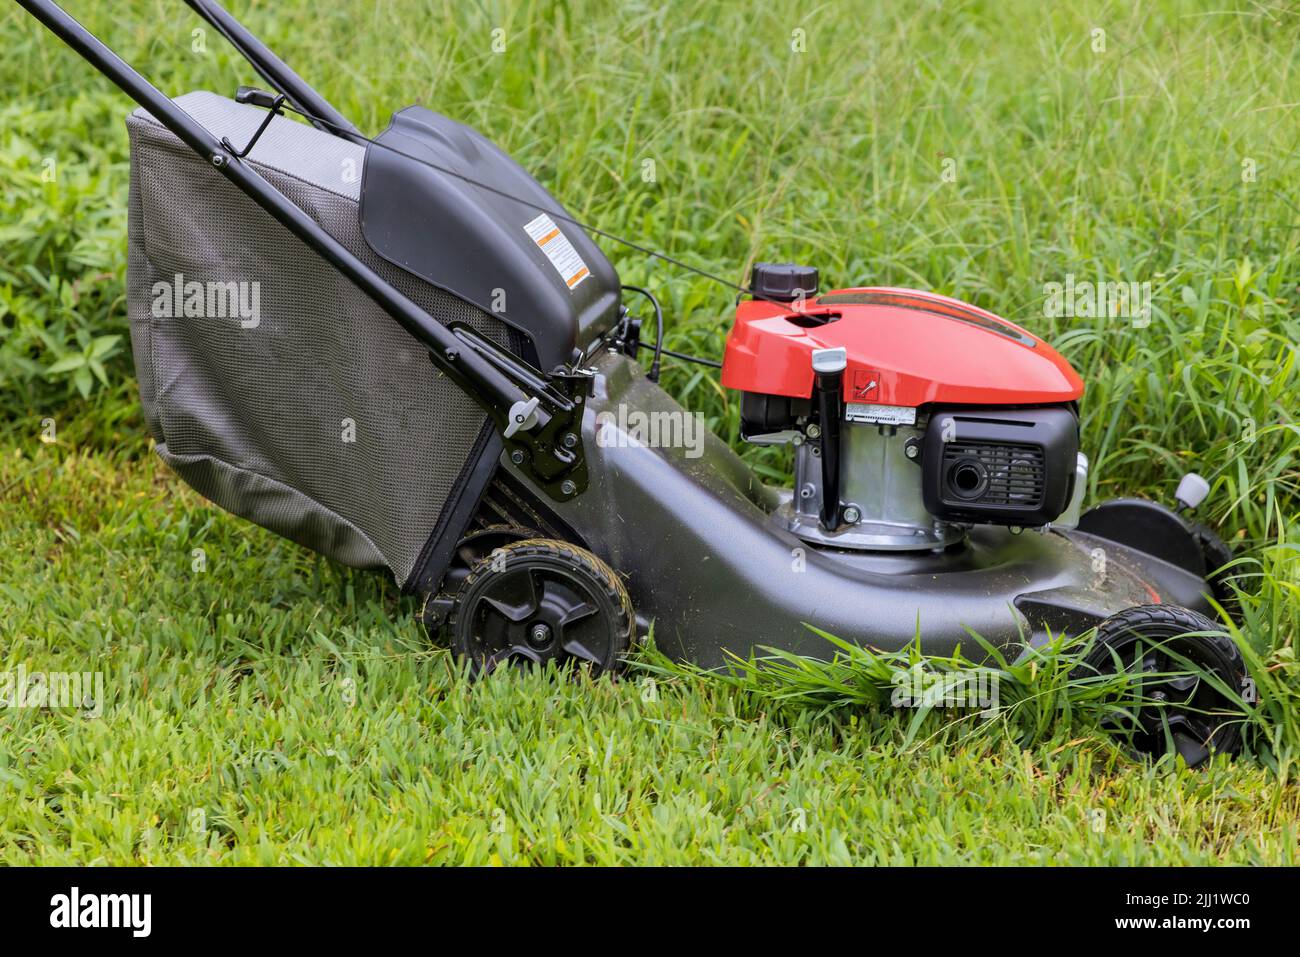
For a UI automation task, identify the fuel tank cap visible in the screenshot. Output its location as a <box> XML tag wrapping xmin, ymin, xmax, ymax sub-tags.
<box><xmin>751</xmin><ymin>262</ymin><xmax>819</xmax><ymax>302</ymax></box>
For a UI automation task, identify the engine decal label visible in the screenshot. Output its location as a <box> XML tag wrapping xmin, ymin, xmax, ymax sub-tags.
<box><xmin>846</xmin><ymin>402</ymin><xmax>917</xmax><ymax>426</ymax></box>
<box><xmin>853</xmin><ymin>368</ymin><xmax>882</xmax><ymax>399</ymax></box>
<box><xmin>524</xmin><ymin>213</ymin><xmax>590</xmax><ymax>290</ymax></box>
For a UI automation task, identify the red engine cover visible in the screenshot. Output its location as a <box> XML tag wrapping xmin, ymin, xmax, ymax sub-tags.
<box><xmin>720</xmin><ymin>287</ymin><xmax>1084</xmax><ymax>407</ymax></box>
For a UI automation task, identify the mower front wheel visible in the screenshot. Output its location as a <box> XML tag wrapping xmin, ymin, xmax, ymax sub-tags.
<box><xmin>1077</xmin><ymin>604</ymin><xmax>1249</xmax><ymax>767</ymax></box>
<box><xmin>448</xmin><ymin>539</ymin><xmax>636</xmax><ymax>677</ymax></box>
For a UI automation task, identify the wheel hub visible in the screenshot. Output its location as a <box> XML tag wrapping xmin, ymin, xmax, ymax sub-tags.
<box><xmin>527</xmin><ymin>621</ymin><xmax>554</xmax><ymax>650</ymax></box>
<box><xmin>467</xmin><ymin>565</ymin><xmax>608</xmax><ymax>672</ymax></box>
<box><xmin>1126</xmin><ymin>644</ymin><xmax>1213</xmax><ymax>764</ymax></box>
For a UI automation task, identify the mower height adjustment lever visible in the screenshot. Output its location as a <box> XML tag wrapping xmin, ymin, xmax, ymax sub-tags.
<box><xmin>446</xmin><ymin>324</ymin><xmax>592</xmax><ymax>501</ymax></box>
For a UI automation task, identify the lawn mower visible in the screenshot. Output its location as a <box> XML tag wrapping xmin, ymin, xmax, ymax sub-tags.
<box><xmin>18</xmin><ymin>0</ymin><xmax>1253</xmax><ymax>764</ymax></box>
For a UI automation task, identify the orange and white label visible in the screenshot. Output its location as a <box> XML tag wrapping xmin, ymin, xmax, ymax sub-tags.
<box><xmin>524</xmin><ymin>213</ymin><xmax>589</xmax><ymax>290</ymax></box>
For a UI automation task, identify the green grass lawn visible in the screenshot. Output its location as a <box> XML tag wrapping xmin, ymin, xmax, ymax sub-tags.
<box><xmin>2</xmin><ymin>442</ymin><xmax>1298</xmax><ymax>865</ymax></box>
<box><xmin>2</xmin><ymin>0</ymin><xmax>1298</xmax><ymax>864</ymax></box>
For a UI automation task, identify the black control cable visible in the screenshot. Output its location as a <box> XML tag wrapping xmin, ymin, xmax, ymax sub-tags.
<box><xmin>617</xmin><ymin>286</ymin><xmax>722</xmax><ymax>373</ymax></box>
<box><xmin>620</xmin><ymin>284</ymin><xmax>664</xmax><ymax>381</ymax></box>
<box><xmin>658</xmin><ymin>347</ymin><xmax>722</xmax><ymax>370</ymax></box>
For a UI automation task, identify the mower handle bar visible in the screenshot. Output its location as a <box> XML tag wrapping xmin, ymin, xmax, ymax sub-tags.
<box><xmin>181</xmin><ymin>0</ymin><xmax>366</xmax><ymax>145</ymax></box>
<box><xmin>15</xmin><ymin>0</ymin><xmax>588</xmax><ymax>499</ymax></box>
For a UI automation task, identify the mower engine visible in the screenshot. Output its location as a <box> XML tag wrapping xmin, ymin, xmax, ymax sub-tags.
<box><xmin>721</xmin><ymin>264</ymin><xmax>1088</xmax><ymax>551</ymax></box>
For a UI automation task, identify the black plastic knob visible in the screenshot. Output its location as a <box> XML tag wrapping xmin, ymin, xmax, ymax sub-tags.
<box><xmin>750</xmin><ymin>262</ymin><xmax>819</xmax><ymax>302</ymax></box>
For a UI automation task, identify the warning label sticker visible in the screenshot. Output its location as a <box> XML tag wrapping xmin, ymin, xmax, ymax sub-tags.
<box><xmin>846</xmin><ymin>403</ymin><xmax>917</xmax><ymax>426</ymax></box>
<box><xmin>524</xmin><ymin>213</ymin><xmax>590</xmax><ymax>290</ymax></box>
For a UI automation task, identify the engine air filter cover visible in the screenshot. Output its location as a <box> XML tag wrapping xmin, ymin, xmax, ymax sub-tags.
<box><xmin>922</xmin><ymin>406</ymin><xmax>1079</xmax><ymax>526</ymax></box>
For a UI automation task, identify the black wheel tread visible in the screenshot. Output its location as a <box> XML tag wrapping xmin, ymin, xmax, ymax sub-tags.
<box><xmin>1092</xmin><ymin>603</ymin><xmax>1239</xmax><ymax>665</ymax></box>
<box><xmin>448</xmin><ymin>539</ymin><xmax>635</xmax><ymax>674</ymax></box>
<box><xmin>1082</xmin><ymin>603</ymin><xmax>1248</xmax><ymax>763</ymax></box>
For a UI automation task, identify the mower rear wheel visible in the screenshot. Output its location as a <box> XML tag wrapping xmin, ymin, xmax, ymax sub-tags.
<box><xmin>449</xmin><ymin>539</ymin><xmax>635</xmax><ymax>677</ymax></box>
<box><xmin>1188</xmin><ymin>521</ymin><xmax>1243</xmax><ymax>623</ymax></box>
<box><xmin>422</xmin><ymin>524</ymin><xmax>537</xmax><ymax>641</ymax></box>
<box><xmin>1077</xmin><ymin>604</ymin><xmax>1248</xmax><ymax>767</ymax></box>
